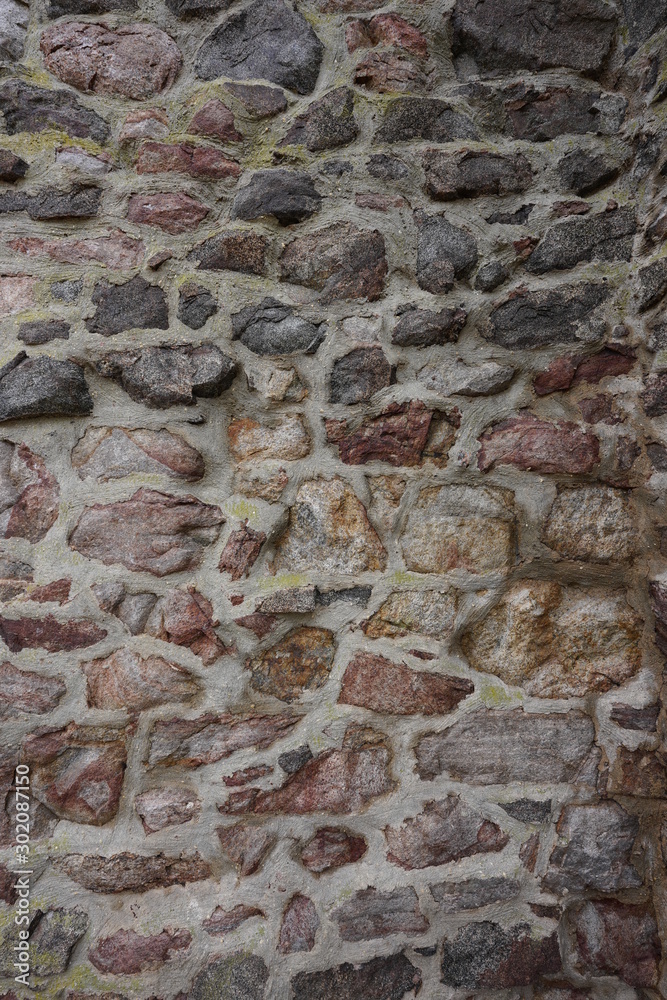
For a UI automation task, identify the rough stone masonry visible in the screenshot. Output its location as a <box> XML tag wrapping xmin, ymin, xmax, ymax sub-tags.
<box><xmin>0</xmin><ymin>0</ymin><xmax>665</xmax><ymax>996</ymax></box>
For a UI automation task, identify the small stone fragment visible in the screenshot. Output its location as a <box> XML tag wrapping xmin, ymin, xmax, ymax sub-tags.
<box><xmin>416</xmin><ymin>708</ymin><xmax>599</xmax><ymax>785</ymax></box>
<box><xmin>385</xmin><ymin>796</ymin><xmax>507</xmax><ymax>870</ymax></box>
<box><xmin>301</xmin><ymin>827</ymin><xmax>367</xmax><ymax>872</ymax></box>
<box><xmin>330</xmin><ymin>347</ymin><xmax>393</xmax><ymax>404</ymax></box>
<box><xmin>96</xmin><ymin>344</ymin><xmax>236</xmax><ymax>407</ymax></box>
<box><xmin>0</xmin><ymin>353</ymin><xmax>92</xmax><ymax>422</ymax></box>
<box><xmin>82</xmin><ymin>649</ymin><xmax>199</xmax><ymax>711</ymax></box>
<box><xmin>247</xmin><ymin>626</ymin><xmax>335</xmax><ymax>702</ymax></box>
<box><xmin>279</xmin><ymin>894</ymin><xmax>319</xmax><ymax>953</ymax></box>
<box><xmin>558</xmin><ymin>148</ymin><xmax>621</xmax><ymax>195</ymax></box>
<box><xmin>339</xmin><ymin>653</ymin><xmax>473</xmax><ymax>715</ymax></box>
<box><xmin>119</xmin><ymin>106</ymin><xmax>168</xmax><ymax>142</ymax></box>
<box><xmin>217</xmin><ymin>823</ymin><xmax>276</xmax><ymax>875</ymax></box>
<box><xmin>233</xmin><ymin>169</ymin><xmax>321</xmax><ymax>225</ymax></box>
<box><xmin>18</xmin><ymin>319</ymin><xmax>69</xmax><ymax>345</ymax></box>
<box><xmin>606</xmin><ymin>746</ymin><xmax>667</xmax><ymax>798</ymax></box>
<box><xmin>331</xmin><ymin>401</ymin><xmax>442</xmax><ymax>467</ymax></box>
<box><xmin>89</xmin><ymin>928</ymin><xmax>191</xmax><ymax>974</ymax></box>
<box><xmin>196</xmin><ymin>0</ymin><xmax>324</xmax><ymax>94</ymax></box>
<box><xmin>189</xmin><ymin>98</ymin><xmax>242</xmax><ymax>141</ymax></box>
<box><xmin>333</xmin><ymin>886</ymin><xmax>428</xmax><ymax>941</ymax></box>
<box><xmin>279</xmin><ymin>223</ymin><xmax>387</xmax><ymax>303</ymax></box>
<box><xmin>440</xmin><ymin>921</ymin><xmax>561</xmax><ymax>988</ymax></box>
<box><xmin>70</xmin><ymin>489</ymin><xmax>223</xmax><ymax>576</ymax></box>
<box><xmin>144</xmin><ymin>588</ymin><xmax>231</xmax><ymax>664</ymax></box>
<box><xmin>135</xmin><ymin>786</ymin><xmax>200</xmax><ymax>833</ymax></box>
<box><xmin>232</xmin><ymin>298</ymin><xmax>325</xmax><ymax>355</ymax></box>
<box><xmin>278</xmin><ymin>745</ymin><xmax>313</xmax><ymax>773</ymax></box>
<box><xmin>478</xmin><ymin>414</ymin><xmax>599</xmax><ymax>474</ymax></box>
<box><xmin>0</xmin><ymin>149</ymin><xmax>26</xmax><ymax>181</ymax></box>
<box><xmin>610</xmin><ymin>703</ymin><xmax>659</xmax><ymax>731</ymax></box>
<box><xmin>218</xmin><ymin>523</ymin><xmax>266</xmax><ymax>580</ymax></box>
<box><xmin>56</xmin><ymin>851</ymin><xmax>211</xmax><ymax>892</ymax></box>
<box><xmin>274</xmin><ymin>477</ymin><xmax>387</xmax><ymax>574</ymax></box>
<box><xmin>176</xmin><ymin>283</ymin><xmax>217</xmax><ymax>331</ymax></box>
<box><xmin>41</xmin><ymin>22</ymin><xmax>182</xmax><ymax>100</ymax></box>
<box><xmin>203</xmin><ymin>904</ymin><xmax>264</xmax><ymax>934</ymax></box>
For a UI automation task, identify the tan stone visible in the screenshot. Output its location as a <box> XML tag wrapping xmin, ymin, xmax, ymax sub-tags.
<box><xmin>362</xmin><ymin>589</ymin><xmax>457</xmax><ymax>639</ymax></box>
<box><xmin>400</xmin><ymin>485</ymin><xmax>515</xmax><ymax>574</ymax></box>
<box><xmin>543</xmin><ymin>486</ymin><xmax>637</xmax><ymax>561</ymax></box>
<box><xmin>229</xmin><ymin>415</ymin><xmax>311</xmax><ymax>462</ymax></box>
<box><xmin>461</xmin><ymin>581</ymin><xmax>642</xmax><ymax>698</ymax></box>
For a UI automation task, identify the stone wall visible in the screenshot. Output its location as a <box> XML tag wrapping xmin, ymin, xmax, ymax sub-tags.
<box><xmin>0</xmin><ymin>0</ymin><xmax>665</xmax><ymax>996</ymax></box>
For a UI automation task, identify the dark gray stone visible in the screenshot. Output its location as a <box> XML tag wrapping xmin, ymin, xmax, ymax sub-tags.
<box><xmin>18</xmin><ymin>320</ymin><xmax>70</xmax><ymax>345</ymax></box>
<box><xmin>0</xmin><ymin>80</ymin><xmax>110</xmax><ymax>142</ymax></box>
<box><xmin>392</xmin><ymin>305</ymin><xmax>467</xmax><ymax>347</ymax></box>
<box><xmin>642</xmin><ymin>371</ymin><xmax>667</xmax><ymax>417</ymax></box>
<box><xmin>558</xmin><ymin>149</ymin><xmax>622</xmax><ymax>195</ymax></box>
<box><xmin>166</xmin><ymin>0</ymin><xmax>230</xmax><ymax>15</ymax></box>
<box><xmin>279</xmin><ymin>223</ymin><xmax>387</xmax><ymax>303</ymax></box>
<box><xmin>423</xmin><ymin>149</ymin><xmax>532</xmax><ymax>200</ymax></box>
<box><xmin>87</xmin><ymin>275</ymin><xmax>168</xmax><ymax>337</ymax></box>
<box><xmin>190</xmin><ymin>952</ymin><xmax>268</xmax><ymax>1000</ymax></box>
<box><xmin>232</xmin><ymin>169</ymin><xmax>321</xmax><ymax>225</ymax></box>
<box><xmin>96</xmin><ymin>344</ymin><xmax>236</xmax><ymax>408</ymax></box>
<box><xmin>415</xmin><ymin>708</ymin><xmax>599</xmax><ymax>785</ymax></box>
<box><xmin>415</xmin><ymin>212</ymin><xmax>478</xmax><ymax>293</ymax></box>
<box><xmin>278</xmin><ymin>745</ymin><xmax>313</xmax><ymax>773</ymax></box>
<box><xmin>282</xmin><ymin>88</ymin><xmax>358</xmax><ymax>151</ymax></box>
<box><xmin>30</xmin><ymin>909</ymin><xmax>89</xmax><ymax>977</ymax></box>
<box><xmin>485</xmin><ymin>283</ymin><xmax>609</xmax><ymax>348</ymax></box>
<box><xmin>485</xmin><ymin>204</ymin><xmax>533</xmax><ymax>225</ymax></box>
<box><xmin>315</xmin><ymin>586</ymin><xmax>372</xmax><ymax>607</ymax></box>
<box><xmin>320</xmin><ymin>159</ymin><xmax>352</xmax><ymax>176</ymax></box>
<box><xmin>178</xmin><ymin>283</ymin><xmax>217</xmax><ymax>330</ymax></box>
<box><xmin>0</xmin><ymin>148</ymin><xmax>26</xmax><ymax>181</ymax></box>
<box><xmin>47</xmin><ymin>0</ymin><xmax>136</xmax><ymax>13</ymax></box>
<box><xmin>452</xmin><ymin>0</ymin><xmax>617</xmax><ymax>75</ymax></box>
<box><xmin>430</xmin><ymin>877</ymin><xmax>521</xmax><ymax>912</ymax></box>
<box><xmin>500</xmin><ymin>799</ymin><xmax>552</xmax><ymax>823</ymax></box>
<box><xmin>440</xmin><ymin>921</ymin><xmax>561</xmax><ymax>988</ymax></box>
<box><xmin>501</xmin><ymin>83</ymin><xmax>627</xmax><ymax>142</ymax></box>
<box><xmin>637</xmin><ymin>258</ymin><xmax>667</xmax><ymax>310</ymax></box>
<box><xmin>525</xmin><ymin>207</ymin><xmax>636</xmax><ymax>274</ymax></box>
<box><xmin>232</xmin><ymin>298</ymin><xmax>325</xmax><ymax>355</ymax></box>
<box><xmin>0</xmin><ymin>185</ymin><xmax>100</xmax><ymax>220</ymax></box>
<box><xmin>376</xmin><ymin>98</ymin><xmax>478</xmax><ymax>143</ymax></box>
<box><xmin>543</xmin><ymin>802</ymin><xmax>641</xmax><ymax>894</ymax></box>
<box><xmin>330</xmin><ymin>347</ymin><xmax>393</xmax><ymax>404</ymax></box>
<box><xmin>51</xmin><ymin>279</ymin><xmax>82</xmax><ymax>302</ymax></box>
<box><xmin>196</xmin><ymin>0</ymin><xmax>324</xmax><ymax>95</ymax></box>
<box><xmin>367</xmin><ymin>154</ymin><xmax>409</xmax><ymax>180</ymax></box>
<box><xmin>0</xmin><ymin>352</ymin><xmax>92</xmax><ymax>422</ymax></box>
<box><xmin>474</xmin><ymin>261</ymin><xmax>508</xmax><ymax>291</ymax></box>
<box><xmin>292</xmin><ymin>953</ymin><xmax>422</xmax><ymax>1000</ymax></box>
<box><xmin>188</xmin><ymin>230</ymin><xmax>268</xmax><ymax>275</ymax></box>
<box><xmin>620</xmin><ymin>0</ymin><xmax>667</xmax><ymax>43</ymax></box>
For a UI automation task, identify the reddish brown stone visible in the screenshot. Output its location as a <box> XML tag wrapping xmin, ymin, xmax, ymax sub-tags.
<box><xmin>136</xmin><ymin>142</ymin><xmax>241</xmax><ymax>179</ymax></box>
<box><xmin>0</xmin><ymin>614</ymin><xmax>106</xmax><ymax>652</ymax></box>
<box><xmin>385</xmin><ymin>795</ymin><xmax>508</xmax><ymax>870</ymax></box>
<box><xmin>189</xmin><ymin>98</ymin><xmax>243</xmax><ymax>141</ymax></box>
<box><xmin>279</xmin><ymin>223</ymin><xmax>387</xmax><ymax>303</ymax></box>
<box><xmin>0</xmin><ymin>661</ymin><xmax>65</xmax><ymax>719</ymax></box>
<box><xmin>478</xmin><ymin>413</ymin><xmax>599</xmax><ymax>474</ymax></box>
<box><xmin>223</xmin><ymin>764</ymin><xmax>273</xmax><ymax>786</ymax></box>
<box><xmin>135</xmin><ymin>786</ymin><xmax>200</xmax><ymax>833</ymax></box>
<box><xmin>89</xmin><ymin>928</ymin><xmax>191</xmax><ymax>974</ymax></box>
<box><xmin>347</xmin><ymin>13</ymin><xmax>427</xmax><ymax>54</ymax></box>
<box><xmin>56</xmin><ymin>851</ymin><xmax>211</xmax><ymax>892</ymax></box>
<box><xmin>234</xmin><ymin>612</ymin><xmax>277</xmax><ymax>638</ymax></box>
<box><xmin>1</xmin><ymin>442</ymin><xmax>59</xmax><ymax>543</ymax></box>
<box><xmin>69</xmin><ymin>488</ymin><xmax>224</xmax><ymax>576</ymax></box>
<box><xmin>332</xmin><ymin>886</ymin><xmax>428</xmax><ymax>941</ymax></box>
<box><xmin>568</xmin><ymin>900</ymin><xmax>660</xmax><ymax>987</ymax></box>
<box><xmin>0</xmin><ymin>863</ymin><xmax>17</xmax><ymax>904</ymax></box>
<box><xmin>606</xmin><ymin>746</ymin><xmax>667</xmax><ymax>798</ymax></box>
<box><xmin>219</xmin><ymin>523</ymin><xmax>266</xmax><ymax>580</ymax></box>
<box><xmin>147</xmin><ymin>712</ymin><xmax>298</xmax><ymax>768</ymax></box>
<box><xmin>520</xmin><ymin>831</ymin><xmax>540</xmax><ymax>871</ymax></box>
<box><xmin>355</xmin><ymin>192</ymin><xmax>406</xmax><ymax>210</ymax></box>
<box><xmin>23</xmin><ymin>723</ymin><xmax>127</xmax><ymax>825</ymax></box>
<box><xmin>11</xmin><ymin>231</ymin><xmax>144</xmax><ymax>269</ymax></box>
<box><xmin>355</xmin><ymin>51</ymin><xmax>428</xmax><ymax>93</ymax></box>
<box><xmin>279</xmin><ymin>894</ymin><xmax>319</xmax><ymax>953</ymax></box>
<box><xmin>145</xmin><ymin>587</ymin><xmax>231</xmax><ymax>664</ymax></box>
<box><xmin>217</xmin><ymin>822</ymin><xmax>276</xmax><ymax>875</ymax></box>
<box><xmin>247</xmin><ymin>626</ymin><xmax>336</xmax><ymax>702</ymax></box>
<box><xmin>301</xmin><ymin>827</ymin><xmax>367</xmax><ymax>872</ymax></box>
<box><xmin>41</xmin><ymin>22</ymin><xmax>182</xmax><ymax>100</ymax></box>
<box><xmin>610</xmin><ymin>702</ymin><xmax>659</xmax><ymax>731</ymax></box>
<box><xmin>339</xmin><ymin>652</ymin><xmax>473</xmax><ymax>715</ymax></box>
<box><xmin>203</xmin><ymin>904</ymin><xmax>264</xmax><ymax>934</ymax></box>
<box><xmin>82</xmin><ymin>650</ymin><xmax>199</xmax><ymax>711</ymax></box>
<box><xmin>189</xmin><ymin>230</ymin><xmax>268</xmax><ymax>274</ymax></box>
<box><xmin>332</xmin><ymin>401</ymin><xmax>434</xmax><ymax>467</ymax></box>
<box><xmin>553</xmin><ymin>200</ymin><xmax>592</xmax><ymax>216</ymax></box>
<box><xmin>534</xmin><ymin>347</ymin><xmax>636</xmax><ymax>396</ymax></box>
<box><xmin>222</xmin><ymin>738</ymin><xmax>395</xmax><ymax>815</ymax></box>
<box><xmin>533</xmin><ymin>356</ymin><xmax>578</xmax><ymax>396</ymax></box>
<box><xmin>127</xmin><ymin>192</ymin><xmax>209</xmax><ymax>234</ymax></box>
<box><xmin>29</xmin><ymin>578</ymin><xmax>71</xmax><ymax>603</ymax></box>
